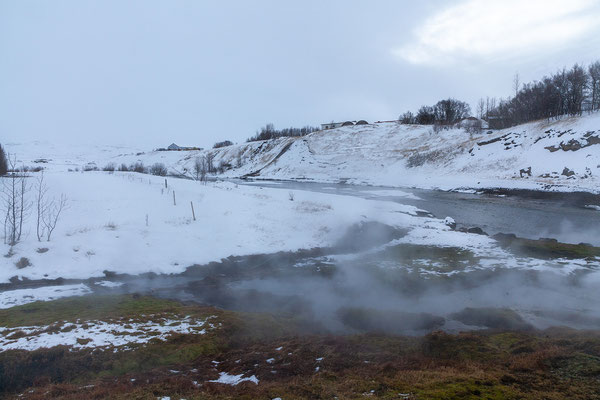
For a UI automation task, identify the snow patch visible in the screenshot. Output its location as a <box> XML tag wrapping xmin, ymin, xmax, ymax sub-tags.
<box><xmin>208</xmin><ymin>372</ymin><xmax>259</xmax><ymax>385</ymax></box>
<box><xmin>0</xmin><ymin>284</ymin><xmax>91</xmax><ymax>309</ymax></box>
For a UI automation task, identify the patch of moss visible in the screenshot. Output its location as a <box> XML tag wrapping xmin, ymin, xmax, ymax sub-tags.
<box><xmin>0</xmin><ymin>295</ymin><xmax>184</xmax><ymax>328</ymax></box>
<box><xmin>494</xmin><ymin>235</ymin><xmax>600</xmax><ymax>259</ymax></box>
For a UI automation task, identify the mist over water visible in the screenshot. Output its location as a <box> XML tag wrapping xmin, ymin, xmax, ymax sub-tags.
<box><xmin>111</xmin><ymin>221</ymin><xmax>600</xmax><ymax>335</ymax></box>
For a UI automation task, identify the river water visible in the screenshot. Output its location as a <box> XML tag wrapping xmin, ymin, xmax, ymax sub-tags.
<box><xmin>233</xmin><ymin>179</ymin><xmax>600</xmax><ymax>246</ymax></box>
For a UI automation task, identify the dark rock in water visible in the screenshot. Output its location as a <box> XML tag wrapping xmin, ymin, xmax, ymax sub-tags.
<box><xmin>492</xmin><ymin>233</ymin><xmax>517</xmax><ymax>244</ymax></box>
<box><xmin>467</xmin><ymin>227</ymin><xmax>488</xmax><ymax>235</ymax></box>
<box><xmin>337</xmin><ymin>307</ymin><xmax>445</xmax><ymax>334</ymax></box>
<box><xmin>450</xmin><ymin>307</ymin><xmax>534</xmax><ymax>331</ymax></box>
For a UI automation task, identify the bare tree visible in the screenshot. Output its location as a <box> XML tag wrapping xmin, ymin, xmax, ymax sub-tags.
<box><xmin>589</xmin><ymin>61</ymin><xmax>600</xmax><ymax>111</ymax></box>
<box><xmin>206</xmin><ymin>152</ymin><xmax>215</xmax><ymax>174</ymax></box>
<box><xmin>2</xmin><ymin>155</ymin><xmax>30</xmax><ymax>245</ymax></box>
<box><xmin>0</xmin><ymin>144</ymin><xmax>7</xmax><ymax>176</ymax></box>
<box><xmin>513</xmin><ymin>72</ymin><xmax>520</xmax><ymax>99</ymax></box>
<box><xmin>476</xmin><ymin>98</ymin><xmax>486</xmax><ymax>119</ymax></box>
<box><xmin>35</xmin><ymin>171</ymin><xmax>50</xmax><ymax>241</ymax></box>
<box><xmin>43</xmin><ymin>194</ymin><xmax>67</xmax><ymax>241</ymax></box>
<box><xmin>193</xmin><ymin>156</ymin><xmax>208</xmax><ymax>182</ymax></box>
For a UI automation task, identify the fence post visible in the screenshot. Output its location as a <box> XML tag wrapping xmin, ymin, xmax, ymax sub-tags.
<box><xmin>190</xmin><ymin>201</ymin><xmax>196</xmax><ymax>221</ymax></box>
<box><xmin>173</xmin><ymin>191</ymin><xmax>176</xmax><ymax>206</ymax></box>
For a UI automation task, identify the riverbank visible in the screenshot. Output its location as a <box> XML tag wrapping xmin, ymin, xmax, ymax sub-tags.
<box><xmin>2</xmin><ymin>294</ymin><xmax>600</xmax><ymax>399</ymax></box>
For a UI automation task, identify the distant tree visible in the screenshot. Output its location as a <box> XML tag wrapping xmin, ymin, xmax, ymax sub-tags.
<box><xmin>399</xmin><ymin>111</ymin><xmax>415</xmax><ymax>124</ymax></box>
<box><xmin>513</xmin><ymin>72</ymin><xmax>520</xmax><ymax>99</ymax></box>
<box><xmin>102</xmin><ymin>163</ymin><xmax>116</xmax><ymax>172</ymax></box>
<box><xmin>246</xmin><ymin>123</ymin><xmax>319</xmax><ymax>142</ymax></box>
<box><xmin>118</xmin><ymin>163</ymin><xmax>129</xmax><ymax>172</ymax></box>
<box><xmin>193</xmin><ymin>156</ymin><xmax>208</xmax><ymax>182</ymax></box>
<box><xmin>130</xmin><ymin>162</ymin><xmax>146</xmax><ymax>173</ymax></box>
<box><xmin>476</xmin><ymin>98</ymin><xmax>486</xmax><ymax>119</ymax></box>
<box><xmin>433</xmin><ymin>98</ymin><xmax>471</xmax><ymax>125</ymax></box>
<box><xmin>213</xmin><ymin>140</ymin><xmax>234</xmax><ymax>149</ymax></box>
<box><xmin>206</xmin><ymin>152</ymin><xmax>215</xmax><ymax>174</ymax></box>
<box><xmin>482</xmin><ymin>59</ymin><xmax>600</xmax><ymax>128</ymax></box>
<box><xmin>415</xmin><ymin>106</ymin><xmax>436</xmax><ymax>124</ymax></box>
<box><xmin>566</xmin><ymin>64</ymin><xmax>588</xmax><ymax>116</ymax></box>
<box><xmin>149</xmin><ymin>163</ymin><xmax>168</xmax><ymax>176</ymax></box>
<box><xmin>590</xmin><ymin>61</ymin><xmax>600</xmax><ymax>111</ymax></box>
<box><xmin>0</xmin><ymin>144</ymin><xmax>7</xmax><ymax>176</ymax></box>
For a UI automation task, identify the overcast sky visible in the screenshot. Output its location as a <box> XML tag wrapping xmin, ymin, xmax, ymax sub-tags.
<box><xmin>2</xmin><ymin>0</ymin><xmax>600</xmax><ymax>149</ymax></box>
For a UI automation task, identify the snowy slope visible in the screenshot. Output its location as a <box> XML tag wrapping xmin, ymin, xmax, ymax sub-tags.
<box><xmin>5</xmin><ymin>112</ymin><xmax>600</xmax><ymax>193</ymax></box>
<box><xmin>236</xmin><ymin>113</ymin><xmax>600</xmax><ymax>192</ymax></box>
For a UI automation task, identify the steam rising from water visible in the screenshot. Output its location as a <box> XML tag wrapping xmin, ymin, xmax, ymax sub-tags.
<box><xmin>114</xmin><ymin>222</ymin><xmax>600</xmax><ymax>335</ymax></box>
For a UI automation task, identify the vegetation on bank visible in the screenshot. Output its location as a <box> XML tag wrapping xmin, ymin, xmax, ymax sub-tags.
<box><xmin>0</xmin><ymin>295</ymin><xmax>599</xmax><ymax>399</ymax></box>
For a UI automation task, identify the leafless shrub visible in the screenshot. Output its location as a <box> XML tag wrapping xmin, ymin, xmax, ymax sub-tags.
<box><xmin>102</xmin><ymin>163</ymin><xmax>116</xmax><ymax>172</ymax></box>
<box><xmin>83</xmin><ymin>163</ymin><xmax>98</xmax><ymax>171</ymax></box>
<box><xmin>118</xmin><ymin>163</ymin><xmax>129</xmax><ymax>172</ymax></box>
<box><xmin>42</xmin><ymin>194</ymin><xmax>67</xmax><ymax>241</ymax></box>
<box><xmin>193</xmin><ymin>156</ymin><xmax>208</xmax><ymax>183</ymax></box>
<box><xmin>288</xmin><ymin>192</ymin><xmax>295</xmax><ymax>201</ymax></box>
<box><xmin>149</xmin><ymin>163</ymin><xmax>168</xmax><ymax>176</ymax></box>
<box><xmin>15</xmin><ymin>257</ymin><xmax>31</xmax><ymax>269</ymax></box>
<box><xmin>130</xmin><ymin>162</ymin><xmax>146</xmax><ymax>173</ymax></box>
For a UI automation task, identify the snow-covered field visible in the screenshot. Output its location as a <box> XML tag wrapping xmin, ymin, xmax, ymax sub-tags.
<box><xmin>2</xmin><ymin>117</ymin><xmax>600</xmax><ymax>288</ymax></box>
<box><xmin>0</xmin><ymin>169</ymin><xmax>442</xmax><ymax>284</ymax></box>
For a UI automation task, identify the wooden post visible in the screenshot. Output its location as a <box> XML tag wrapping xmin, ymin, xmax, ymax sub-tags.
<box><xmin>165</xmin><ymin>178</ymin><xmax>167</xmax><ymax>188</ymax></box>
<box><xmin>173</xmin><ymin>191</ymin><xmax>176</xmax><ymax>206</ymax></box>
<box><xmin>190</xmin><ymin>201</ymin><xmax>196</xmax><ymax>221</ymax></box>
<box><xmin>145</xmin><ymin>214</ymin><xmax>148</xmax><ymax>226</ymax></box>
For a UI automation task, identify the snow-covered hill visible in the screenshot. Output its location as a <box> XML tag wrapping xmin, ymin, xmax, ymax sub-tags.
<box><xmin>211</xmin><ymin>112</ymin><xmax>600</xmax><ymax>192</ymax></box>
<box><xmin>7</xmin><ymin>112</ymin><xmax>600</xmax><ymax>192</ymax></box>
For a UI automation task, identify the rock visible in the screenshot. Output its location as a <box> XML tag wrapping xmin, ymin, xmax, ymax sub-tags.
<box><xmin>538</xmin><ymin>237</ymin><xmax>558</xmax><ymax>243</ymax></box>
<box><xmin>519</xmin><ymin>167</ymin><xmax>532</xmax><ymax>177</ymax></box>
<box><xmin>467</xmin><ymin>227</ymin><xmax>488</xmax><ymax>235</ymax></box>
<box><xmin>492</xmin><ymin>233</ymin><xmax>517</xmax><ymax>244</ymax></box>
<box><xmin>561</xmin><ymin>167</ymin><xmax>575</xmax><ymax>177</ymax></box>
<box><xmin>444</xmin><ymin>217</ymin><xmax>456</xmax><ymax>230</ymax></box>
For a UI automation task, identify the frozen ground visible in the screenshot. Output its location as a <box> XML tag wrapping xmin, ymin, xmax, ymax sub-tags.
<box><xmin>0</xmin><ymin>170</ymin><xmax>442</xmax><ymax>284</ymax></box>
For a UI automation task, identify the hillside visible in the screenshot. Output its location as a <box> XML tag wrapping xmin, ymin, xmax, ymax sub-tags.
<box><xmin>8</xmin><ymin>112</ymin><xmax>600</xmax><ymax>193</ymax></box>
<box><xmin>211</xmin><ymin>112</ymin><xmax>600</xmax><ymax>192</ymax></box>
